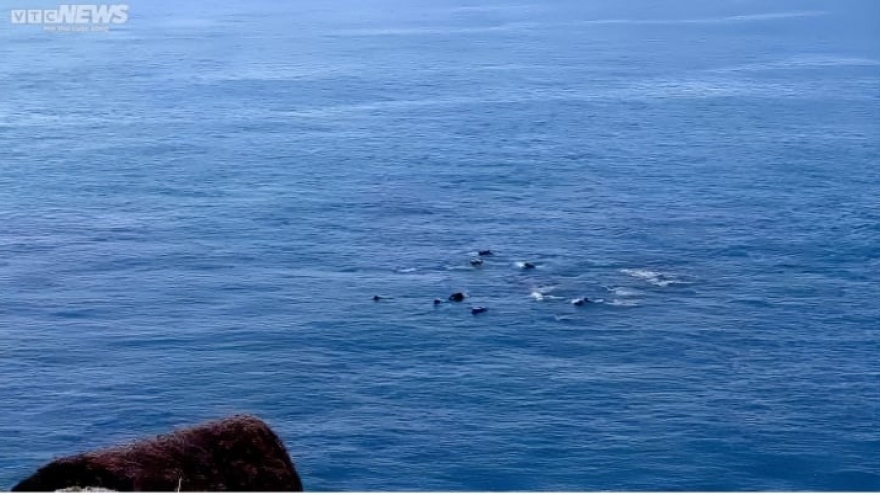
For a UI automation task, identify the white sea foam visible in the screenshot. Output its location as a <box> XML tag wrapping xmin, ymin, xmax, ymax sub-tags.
<box><xmin>621</xmin><ymin>269</ymin><xmax>661</xmax><ymax>280</ymax></box>
<box><xmin>621</xmin><ymin>268</ymin><xmax>688</xmax><ymax>287</ymax></box>
<box><xmin>605</xmin><ymin>299</ymin><xmax>640</xmax><ymax>307</ymax></box>
<box><xmin>515</xmin><ymin>261</ymin><xmax>540</xmax><ymax>269</ymax></box>
<box><xmin>607</xmin><ymin>286</ymin><xmax>642</xmax><ymax>297</ymax></box>
<box><xmin>571</xmin><ymin>297</ymin><xmax>604</xmax><ymax>305</ymax></box>
<box><xmin>530</xmin><ymin>286</ymin><xmax>562</xmax><ymax>301</ymax></box>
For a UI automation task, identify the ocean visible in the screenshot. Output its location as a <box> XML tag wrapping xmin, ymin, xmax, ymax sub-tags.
<box><xmin>1</xmin><ymin>0</ymin><xmax>878</xmax><ymax>490</ymax></box>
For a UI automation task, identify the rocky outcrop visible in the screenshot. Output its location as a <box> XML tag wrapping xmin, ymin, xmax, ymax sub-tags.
<box><xmin>13</xmin><ymin>415</ymin><xmax>303</xmax><ymax>492</ymax></box>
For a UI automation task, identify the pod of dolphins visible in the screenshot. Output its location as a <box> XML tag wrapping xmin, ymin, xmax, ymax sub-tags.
<box><xmin>373</xmin><ymin>250</ymin><xmax>594</xmax><ymax>315</ymax></box>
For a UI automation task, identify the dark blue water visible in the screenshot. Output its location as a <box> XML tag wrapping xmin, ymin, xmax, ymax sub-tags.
<box><xmin>1</xmin><ymin>0</ymin><xmax>879</xmax><ymax>490</ymax></box>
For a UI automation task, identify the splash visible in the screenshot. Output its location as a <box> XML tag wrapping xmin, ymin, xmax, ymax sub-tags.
<box><xmin>621</xmin><ymin>268</ymin><xmax>689</xmax><ymax>287</ymax></box>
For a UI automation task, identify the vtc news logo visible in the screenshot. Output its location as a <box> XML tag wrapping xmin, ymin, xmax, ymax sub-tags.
<box><xmin>10</xmin><ymin>4</ymin><xmax>129</xmax><ymax>31</ymax></box>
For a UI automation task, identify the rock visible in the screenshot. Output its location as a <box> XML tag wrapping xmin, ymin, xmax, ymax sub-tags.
<box><xmin>12</xmin><ymin>415</ymin><xmax>303</xmax><ymax>492</ymax></box>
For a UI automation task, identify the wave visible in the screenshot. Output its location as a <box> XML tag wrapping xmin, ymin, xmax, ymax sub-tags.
<box><xmin>529</xmin><ymin>285</ymin><xmax>562</xmax><ymax>301</ymax></box>
<box><xmin>532</xmin><ymin>285</ymin><xmax>556</xmax><ymax>294</ymax></box>
<box><xmin>716</xmin><ymin>11</ymin><xmax>826</xmax><ymax>22</ymax></box>
<box><xmin>573</xmin><ymin>10</ymin><xmax>826</xmax><ymax>26</ymax></box>
<box><xmin>450</xmin><ymin>5</ymin><xmax>541</xmax><ymax>15</ymax></box>
<box><xmin>271</xmin><ymin>74</ymin><xmax>828</xmax><ymax>119</ymax></box>
<box><xmin>276</xmin><ymin>95</ymin><xmax>503</xmax><ymax>118</ymax></box>
<box><xmin>330</xmin><ymin>22</ymin><xmax>537</xmax><ymax>37</ymax></box>
<box><xmin>604</xmin><ymin>299</ymin><xmax>640</xmax><ymax>307</ymax></box>
<box><xmin>205</xmin><ymin>65</ymin><xmax>358</xmax><ymax>83</ymax></box>
<box><xmin>620</xmin><ymin>268</ymin><xmax>690</xmax><ymax>287</ymax></box>
<box><xmin>606</xmin><ymin>286</ymin><xmax>643</xmax><ymax>297</ymax></box>
<box><xmin>711</xmin><ymin>55</ymin><xmax>880</xmax><ymax>73</ymax></box>
<box><xmin>329</xmin><ymin>11</ymin><xmax>825</xmax><ymax>38</ymax></box>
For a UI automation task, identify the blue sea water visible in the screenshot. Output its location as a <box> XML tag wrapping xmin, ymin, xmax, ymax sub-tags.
<box><xmin>1</xmin><ymin>0</ymin><xmax>879</xmax><ymax>490</ymax></box>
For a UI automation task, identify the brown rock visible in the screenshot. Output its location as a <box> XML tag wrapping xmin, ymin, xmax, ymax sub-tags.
<box><xmin>13</xmin><ymin>415</ymin><xmax>303</xmax><ymax>492</ymax></box>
